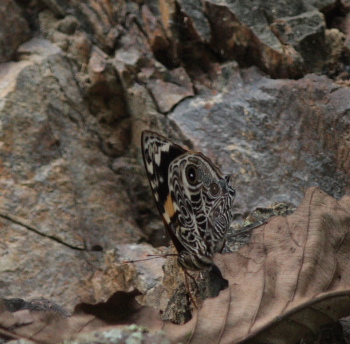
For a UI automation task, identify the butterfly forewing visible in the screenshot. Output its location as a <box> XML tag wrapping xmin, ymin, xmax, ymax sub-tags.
<box><xmin>141</xmin><ymin>130</ymin><xmax>235</xmax><ymax>271</ymax></box>
<box><xmin>142</xmin><ymin>131</ymin><xmax>186</xmax><ymax>220</ymax></box>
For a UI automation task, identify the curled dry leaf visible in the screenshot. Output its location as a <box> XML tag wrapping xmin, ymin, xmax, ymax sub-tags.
<box><xmin>164</xmin><ymin>187</ymin><xmax>350</xmax><ymax>343</ymax></box>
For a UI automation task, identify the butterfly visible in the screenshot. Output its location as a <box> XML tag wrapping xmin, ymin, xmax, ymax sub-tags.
<box><xmin>141</xmin><ymin>131</ymin><xmax>236</xmax><ymax>272</ymax></box>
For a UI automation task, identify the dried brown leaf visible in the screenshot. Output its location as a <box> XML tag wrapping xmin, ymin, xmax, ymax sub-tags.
<box><xmin>163</xmin><ymin>187</ymin><xmax>350</xmax><ymax>343</ymax></box>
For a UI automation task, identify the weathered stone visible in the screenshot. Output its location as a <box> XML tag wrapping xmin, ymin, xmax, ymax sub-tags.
<box><xmin>342</xmin><ymin>11</ymin><xmax>350</xmax><ymax>57</ymax></box>
<box><xmin>86</xmin><ymin>243</ymin><xmax>166</xmax><ymax>308</ymax></box>
<box><xmin>0</xmin><ymin>216</ymin><xmax>103</xmax><ymax>309</ymax></box>
<box><xmin>111</xmin><ymin>157</ymin><xmax>165</xmax><ymax>245</ymax></box>
<box><xmin>16</xmin><ymin>38</ymin><xmax>61</xmax><ymax>61</ymax></box>
<box><xmin>0</xmin><ymin>38</ymin><xmax>142</xmax><ymax>249</ymax></box>
<box><xmin>177</xmin><ymin>0</ymin><xmax>212</xmax><ymax>43</ymax></box>
<box><xmin>147</xmin><ymin>0</ymin><xmax>346</xmax><ymax>77</ymax></box>
<box><xmin>39</xmin><ymin>10</ymin><xmax>92</xmax><ymax>66</ymax></box>
<box><xmin>169</xmin><ymin>67</ymin><xmax>350</xmax><ymax>217</ymax></box>
<box><xmin>324</xmin><ymin>28</ymin><xmax>346</xmax><ymax>73</ymax></box>
<box><xmin>85</xmin><ymin>46</ymin><xmax>130</xmax><ymax>157</ymax></box>
<box><xmin>39</xmin><ymin>0</ymin><xmax>127</xmax><ymax>50</ymax></box>
<box><xmin>0</xmin><ymin>37</ymin><xmax>150</xmax><ymax>310</ymax></box>
<box><xmin>310</xmin><ymin>0</ymin><xmax>338</xmax><ymax>11</ymax></box>
<box><xmin>113</xmin><ymin>21</ymin><xmax>193</xmax><ymax>115</ymax></box>
<box><xmin>142</xmin><ymin>4</ymin><xmax>171</xmax><ymax>62</ymax></box>
<box><xmin>205</xmin><ymin>2</ymin><xmax>304</xmax><ymax>78</ymax></box>
<box><xmin>56</xmin><ymin>15</ymin><xmax>79</xmax><ymax>35</ymax></box>
<box><xmin>158</xmin><ymin>0</ymin><xmax>177</xmax><ymax>41</ymax></box>
<box><xmin>0</xmin><ymin>0</ymin><xmax>31</xmax><ymax>63</ymax></box>
<box><xmin>271</xmin><ymin>10</ymin><xmax>326</xmax><ymax>70</ymax></box>
<box><xmin>146</xmin><ymin>65</ymin><xmax>194</xmax><ymax>113</ymax></box>
<box><xmin>40</xmin><ymin>0</ymin><xmax>66</xmax><ymax>16</ymax></box>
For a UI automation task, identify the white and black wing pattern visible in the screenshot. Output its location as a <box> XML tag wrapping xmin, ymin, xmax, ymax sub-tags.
<box><xmin>141</xmin><ymin>130</ymin><xmax>235</xmax><ymax>271</ymax></box>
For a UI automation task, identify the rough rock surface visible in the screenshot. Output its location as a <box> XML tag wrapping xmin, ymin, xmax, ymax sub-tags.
<box><xmin>0</xmin><ymin>39</ymin><xmax>142</xmax><ymax>250</ymax></box>
<box><xmin>169</xmin><ymin>65</ymin><xmax>350</xmax><ymax>217</ymax></box>
<box><xmin>0</xmin><ymin>0</ymin><xmax>31</xmax><ymax>64</ymax></box>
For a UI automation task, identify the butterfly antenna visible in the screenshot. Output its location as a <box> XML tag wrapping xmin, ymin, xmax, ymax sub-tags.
<box><xmin>123</xmin><ymin>253</ymin><xmax>178</xmax><ymax>264</ymax></box>
<box><xmin>227</xmin><ymin>220</ymin><xmax>266</xmax><ymax>239</ymax></box>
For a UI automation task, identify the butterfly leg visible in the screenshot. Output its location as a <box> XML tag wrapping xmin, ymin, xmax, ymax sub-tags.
<box><xmin>183</xmin><ymin>270</ymin><xmax>198</xmax><ymax>309</ymax></box>
<box><xmin>183</xmin><ymin>269</ymin><xmax>199</xmax><ymax>308</ymax></box>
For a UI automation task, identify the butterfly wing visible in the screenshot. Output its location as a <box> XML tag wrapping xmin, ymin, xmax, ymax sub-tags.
<box><xmin>141</xmin><ymin>131</ymin><xmax>188</xmax><ymax>254</ymax></box>
<box><xmin>167</xmin><ymin>153</ymin><xmax>235</xmax><ymax>269</ymax></box>
<box><xmin>141</xmin><ymin>130</ymin><xmax>235</xmax><ymax>271</ymax></box>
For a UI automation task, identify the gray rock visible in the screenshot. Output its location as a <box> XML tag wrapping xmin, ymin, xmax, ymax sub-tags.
<box><xmin>309</xmin><ymin>0</ymin><xmax>338</xmax><ymax>11</ymax></box>
<box><xmin>0</xmin><ymin>38</ymin><xmax>142</xmax><ymax>249</ymax></box>
<box><xmin>271</xmin><ymin>10</ymin><xmax>326</xmax><ymax>70</ymax></box>
<box><xmin>0</xmin><ymin>216</ymin><xmax>103</xmax><ymax>310</ymax></box>
<box><xmin>0</xmin><ymin>38</ymin><xmax>144</xmax><ymax>307</ymax></box>
<box><xmin>169</xmin><ymin>66</ymin><xmax>350</xmax><ymax>218</ymax></box>
<box><xmin>0</xmin><ymin>0</ymin><xmax>31</xmax><ymax>63</ymax></box>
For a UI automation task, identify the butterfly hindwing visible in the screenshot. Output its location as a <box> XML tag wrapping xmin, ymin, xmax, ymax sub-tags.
<box><xmin>141</xmin><ymin>130</ymin><xmax>236</xmax><ymax>271</ymax></box>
